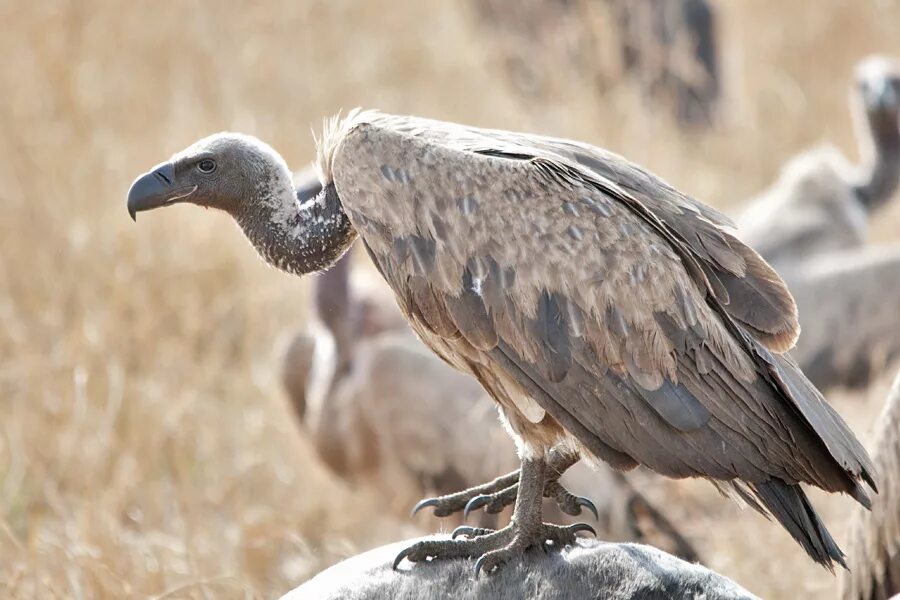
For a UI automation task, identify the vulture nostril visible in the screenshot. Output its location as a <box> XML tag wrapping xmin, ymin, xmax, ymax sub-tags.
<box><xmin>154</xmin><ymin>170</ymin><xmax>171</xmax><ymax>185</ymax></box>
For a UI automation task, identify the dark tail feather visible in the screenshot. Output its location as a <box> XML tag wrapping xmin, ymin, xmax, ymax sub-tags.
<box><xmin>751</xmin><ymin>479</ymin><xmax>846</xmax><ymax>571</ymax></box>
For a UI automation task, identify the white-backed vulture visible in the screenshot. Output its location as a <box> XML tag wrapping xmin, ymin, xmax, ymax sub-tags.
<box><xmin>843</xmin><ymin>370</ymin><xmax>900</xmax><ymax>600</ymax></box>
<box><xmin>738</xmin><ymin>56</ymin><xmax>900</xmax><ymax>271</ymax></box>
<box><xmin>787</xmin><ymin>246</ymin><xmax>900</xmax><ymax>390</ymax></box>
<box><xmin>127</xmin><ymin>110</ymin><xmax>874</xmax><ymax>576</ymax></box>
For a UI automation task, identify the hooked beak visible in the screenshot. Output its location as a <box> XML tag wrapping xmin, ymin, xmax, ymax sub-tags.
<box><xmin>864</xmin><ymin>78</ymin><xmax>899</xmax><ymax>112</ymax></box>
<box><xmin>126</xmin><ymin>162</ymin><xmax>197</xmax><ymax>221</ymax></box>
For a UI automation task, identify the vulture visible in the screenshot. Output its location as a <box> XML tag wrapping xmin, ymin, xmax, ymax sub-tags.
<box><xmin>610</xmin><ymin>0</ymin><xmax>720</xmax><ymax>126</ymax></box>
<box><xmin>738</xmin><ymin>56</ymin><xmax>900</xmax><ymax>271</ymax></box>
<box><xmin>281</xmin><ymin>220</ymin><xmax>700</xmax><ymax>560</ymax></box>
<box><xmin>127</xmin><ymin>110</ymin><xmax>874</xmax><ymax>575</ymax></box>
<box><xmin>469</xmin><ymin>0</ymin><xmax>720</xmax><ymax>127</ymax></box>
<box><xmin>843</xmin><ymin>370</ymin><xmax>900</xmax><ymax>600</ymax></box>
<box><xmin>787</xmin><ymin>246</ymin><xmax>900</xmax><ymax>390</ymax></box>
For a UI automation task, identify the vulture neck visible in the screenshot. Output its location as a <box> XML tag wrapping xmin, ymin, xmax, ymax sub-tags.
<box><xmin>313</xmin><ymin>252</ymin><xmax>355</xmax><ymax>374</ymax></box>
<box><xmin>235</xmin><ymin>178</ymin><xmax>357</xmax><ymax>277</ymax></box>
<box><xmin>853</xmin><ymin>110</ymin><xmax>900</xmax><ymax>211</ymax></box>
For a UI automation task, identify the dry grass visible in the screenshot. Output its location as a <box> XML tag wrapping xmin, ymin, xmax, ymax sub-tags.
<box><xmin>2</xmin><ymin>1</ymin><xmax>900</xmax><ymax>598</ymax></box>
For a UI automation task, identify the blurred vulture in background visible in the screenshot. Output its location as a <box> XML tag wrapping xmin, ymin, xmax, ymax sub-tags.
<box><xmin>787</xmin><ymin>247</ymin><xmax>900</xmax><ymax>391</ymax></box>
<box><xmin>468</xmin><ymin>0</ymin><xmax>719</xmax><ymax>128</ymax></box>
<box><xmin>738</xmin><ymin>56</ymin><xmax>900</xmax><ymax>272</ymax></box>
<box><xmin>282</xmin><ymin>167</ymin><xmax>700</xmax><ymax>560</ymax></box>
<box><xmin>843</xmin><ymin>370</ymin><xmax>900</xmax><ymax>600</ymax></box>
<box><xmin>608</xmin><ymin>0</ymin><xmax>719</xmax><ymax>126</ymax></box>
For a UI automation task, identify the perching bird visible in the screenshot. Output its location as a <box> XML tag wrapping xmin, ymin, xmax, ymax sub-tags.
<box><xmin>787</xmin><ymin>246</ymin><xmax>900</xmax><ymax>390</ymax></box>
<box><xmin>127</xmin><ymin>110</ymin><xmax>874</xmax><ymax>575</ymax></box>
<box><xmin>282</xmin><ymin>240</ymin><xmax>701</xmax><ymax>561</ymax></box>
<box><xmin>843</xmin><ymin>370</ymin><xmax>900</xmax><ymax>600</ymax></box>
<box><xmin>739</xmin><ymin>56</ymin><xmax>900</xmax><ymax>271</ymax></box>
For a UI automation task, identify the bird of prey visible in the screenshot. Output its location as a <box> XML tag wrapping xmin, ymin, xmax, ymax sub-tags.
<box><xmin>739</xmin><ymin>55</ymin><xmax>900</xmax><ymax>272</ymax></box>
<box><xmin>127</xmin><ymin>110</ymin><xmax>875</xmax><ymax>575</ymax></box>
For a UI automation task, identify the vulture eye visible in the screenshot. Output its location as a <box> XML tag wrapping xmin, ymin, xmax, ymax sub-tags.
<box><xmin>197</xmin><ymin>159</ymin><xmax>216</xmax><ymax>174</ymax></box>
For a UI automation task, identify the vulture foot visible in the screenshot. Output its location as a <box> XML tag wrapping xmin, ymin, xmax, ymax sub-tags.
<box><xmin>544</xmin><ymin>480</ymin><xmax>600</xmax><ymax>520</ymax></box>
<box><xmin>394</xmin><ymin>522</ymin><xmax>596</xmax><ymax>574</ymax></box>
<box><xmin>474</xmin><ymin>522</ymin><xmax>597</xmax><ymax>576</ymax></box>
<box><xmin>397</xmin><ymin>455</ymin><xmax>596</xmax><ymax>576</ymax></box>
<box><xmin>450</xmin><ymin>525</ymin><xmax>495</xmax><ymax>540</ymax></box>
<box><xmin>411</xmin><ymin>446</ymin><xmax>585</xmax><ymax>519</ymax></box>
<box><xmin>410</xmin><ymin>470</ymin><xmax>520</xmax><ymax>518</ymax></box>
<box><xmin>460</xmin><ymin>479</ymin><xmax>598</xmax><ymax>521</ymax></box>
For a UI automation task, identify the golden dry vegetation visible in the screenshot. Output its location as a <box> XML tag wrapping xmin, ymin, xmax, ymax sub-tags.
<box><xmin>2</xmin><ymin>1</ymin><xmax>900</xmax><ymax>598</ymax></box>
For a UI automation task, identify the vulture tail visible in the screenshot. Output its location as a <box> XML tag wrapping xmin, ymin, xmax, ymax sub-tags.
<box><xmin>751</xmin><ymin>479</ymin><xmax>846</xmax><ymax>571</ymax></box>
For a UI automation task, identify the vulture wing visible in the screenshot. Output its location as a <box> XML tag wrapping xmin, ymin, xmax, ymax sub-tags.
<box><xmin>328</xmin><ymin>112</ymin><xmax>875</xmax><ymax>568</ymax></box>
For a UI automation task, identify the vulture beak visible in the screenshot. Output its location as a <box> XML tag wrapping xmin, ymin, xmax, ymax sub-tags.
<box><xmin>864</xmin><ymin>77</ymin><xmax>898</xmax><ymax>111</ymax></box>
<box><xmin>126</xmin><ymin>162</ymin><xmax>197</xmax><ymax>221</ymax></box>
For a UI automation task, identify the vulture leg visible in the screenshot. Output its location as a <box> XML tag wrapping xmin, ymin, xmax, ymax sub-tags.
<box><xmin>410</xmin><ymin>447</ymin><xmax>595</xmax><ymax>521</ymax></box>
<box><xmin>394</xmin><ymin>456</ymin><xmax>596</xmax><ymax>575</ymax></box>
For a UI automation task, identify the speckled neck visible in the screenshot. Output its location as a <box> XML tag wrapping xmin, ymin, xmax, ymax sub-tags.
<box><xmin>235</xmin><ymin>179</ymin><xmax>357</xmax><ymax>276</ymax></box>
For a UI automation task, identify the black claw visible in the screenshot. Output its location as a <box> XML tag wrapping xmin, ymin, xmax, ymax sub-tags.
<box><xmin>473</xmin><ymin>554</ymin><xmax>490</xmax><ymax>578</ymax></box>
<box><xmin>570</xmin><ymin>523</ymin><xmax>597</xmax><ymax>537</ymax></box>
<box><xmin>411</xmin><ymin>497</ymin><xmax>439</xmax><ymax>517</ymax></box>
<box><xmin>393</xmin><ymin>547</ymin><xmax>413</xmax><ymax>570</ymax></box>
<box><xmin>463</xmin><ymin>495</ymin><xmax>491</xmax><ymax>520</ymax></box>
<box><xmin>576</xmin><ymin>496</ymin><xmax>599</xmax><ymax>521</ymax></box>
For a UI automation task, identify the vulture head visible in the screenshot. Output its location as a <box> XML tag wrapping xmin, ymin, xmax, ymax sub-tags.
<box><xmin>127</xmin><ymin>133</ymin><xmax>293</xmax><ymax>221</ymax></box>
<box><xmin>855</xmin><ymin>55</ymin><xmax>900</xmax><ymax>136</ymax></box>
<box><xmin>127</xmin><ymin>134</ymin><xmax>356</xmax><ymax>276</ymax></box>
<box><xmin>849</xmin><ymin>56</ymin><xmax>900</xmax><ymax>210</ymax></box>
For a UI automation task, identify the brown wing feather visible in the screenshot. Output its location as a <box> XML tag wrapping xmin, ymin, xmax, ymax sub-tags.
<box><xmin>466</xmin><ymin>127</ymin><xmax>800</xmax><ymax>353</ymax></box>
<box><xmin>554</xmin><ymin>146</ymin><xmax>800</xmax><ymax>353</ymax></box>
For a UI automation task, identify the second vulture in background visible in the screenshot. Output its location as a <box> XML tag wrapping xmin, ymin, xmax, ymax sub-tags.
<box><xmin>739</xmin><ymin>56</ymin><xmax>900</xmax><ymax>271</ymax></box>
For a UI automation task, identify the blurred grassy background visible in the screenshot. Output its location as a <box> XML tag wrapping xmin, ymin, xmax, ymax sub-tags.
<box><xmin>2</xmin><ymin>1</ymin><xmax>900</xmax><ymax>598</ymax></box>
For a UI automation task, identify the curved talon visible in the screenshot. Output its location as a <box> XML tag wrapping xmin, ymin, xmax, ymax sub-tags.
<box><xmin>451</xmin><ymin>525</ymin><xmax>494</xmax><ymax>540</ymax></box>
<box><xmin>569</xmin><ymin>522</ymin><xmax>597</xmax><ymax>537</ymax></box>
<box><xmin>463</xmin><ymin>495</ymin><xmax>491</xmax><ymax>520</ymax></box>
<box><xmin>473</xmin><ymin>553</ymin><xmax>491</xmax><ymax>578</ymax></box>
<box><xmin>393</xmin><ymin>547</ymin><xmax>414</xmax><ymax>570</ymax></box>
<box><xmin>411</xmin><ymin>497</ymin><xmax>439</xmax><ymax>517</ymax></box>
<box><xmin>575</xmin><ymin>496</ymin><xmax>599</xmax><ymax>521</ymax></box>
<box><xmin>452</xmin><ymin>525</ymin><xmax>476</xmax><ymax>540</ymax></box>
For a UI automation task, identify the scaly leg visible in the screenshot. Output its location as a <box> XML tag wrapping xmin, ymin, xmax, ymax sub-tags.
<box><xmin>395</xmin><ymin>455</ymin><xmax>596</xmax><ymax>576</ymax></box>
